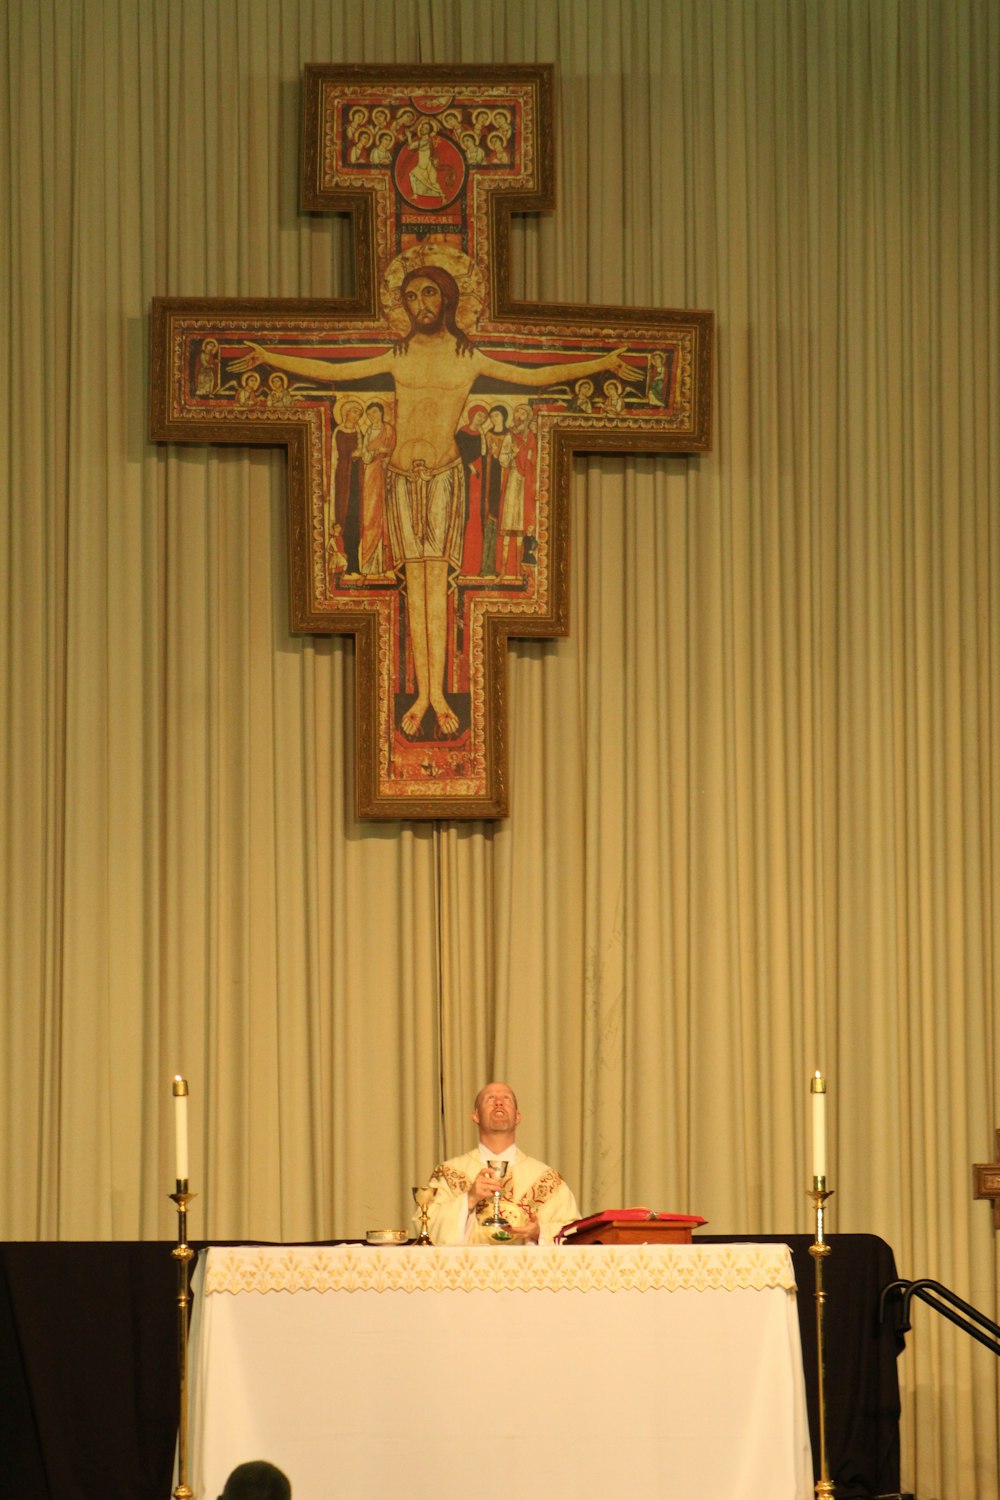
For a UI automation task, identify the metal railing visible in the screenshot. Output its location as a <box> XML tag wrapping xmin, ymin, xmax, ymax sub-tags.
<box><xmin>879</xmin><ymin>1278</ymin><xmax>1000</xmax><ymax>1357</ymax></box>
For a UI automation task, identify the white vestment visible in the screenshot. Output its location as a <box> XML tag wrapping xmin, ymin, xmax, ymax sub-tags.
<box><xmin>418</xmin><ymin>1146</ymin><xmax>580</xmax><ymax>1246</ymax></box>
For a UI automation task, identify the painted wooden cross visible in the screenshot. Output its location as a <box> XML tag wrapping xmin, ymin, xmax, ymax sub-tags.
<box><xmin>151</xmin><ymin>65</ymin><xmax>712</xmax><ymax>819</ymax></box>
<box><xmin>973</xmin><ymin>1129</ymin><xmax>1000</xmax><ymax>1229</ymax></box>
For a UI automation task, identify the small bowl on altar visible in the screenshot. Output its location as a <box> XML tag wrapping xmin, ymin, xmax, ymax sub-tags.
<box><xmin>366</xmin><ymin>1228</ymin><xmax>409</xmax><ymax>1245</ymax></box>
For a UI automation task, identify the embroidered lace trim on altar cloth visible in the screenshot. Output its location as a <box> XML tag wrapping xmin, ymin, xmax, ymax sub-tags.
<box><xmin>202</xmin><ymin>1242</ymin><xmax>797</xmax><ymax>1296</ymax></box>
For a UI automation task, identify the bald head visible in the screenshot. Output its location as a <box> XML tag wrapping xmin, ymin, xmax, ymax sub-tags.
<box><xmin>472</xmin><ymin>1082</ymin><xmax>521</xmax><ymax>1148</ymax></box>
<box><xmin>474</xmin><ymin>1081</ymin><xmax>518</xmax><ymax>1114</ymax></box>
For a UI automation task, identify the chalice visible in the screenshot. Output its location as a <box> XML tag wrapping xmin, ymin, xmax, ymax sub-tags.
<box><xmin>481</xmin><ymin>1159</ymin><xmax>512</xmax><ymax>1241</ymax></box>
<box><xmin>412</xmin><ymin>1184</ymin><xmax>433</xmax><ymax>1246</ymax></box>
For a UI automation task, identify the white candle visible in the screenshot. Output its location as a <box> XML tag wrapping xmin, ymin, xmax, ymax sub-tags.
<box><xmin>172</xmin><ymin>1075</ymin><xmax>189</xmax><ymax>1183</ymax></box>
<box><xmin>810</xmin><ymin>1070</ymin><xmax>827</xmax><ymax>1180</ymax></box>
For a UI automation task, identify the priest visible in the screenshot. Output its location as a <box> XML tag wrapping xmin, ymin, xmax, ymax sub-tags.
<box><xmin>419</xmin><ymin>1082</ymin><xmax>580</xmax><ymax>1245</ymax></box>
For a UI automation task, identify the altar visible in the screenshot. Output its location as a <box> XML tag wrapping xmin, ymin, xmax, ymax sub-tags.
<box><xmin>188</xmin><ymin>1241</ymin><xmax>813</xmax><ymax>1500</ymax></box>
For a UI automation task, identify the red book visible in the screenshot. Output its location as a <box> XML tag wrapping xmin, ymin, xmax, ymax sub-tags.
<box><xmin>559</xmin><ymin>1207</ymin><xmax>707</xmax><ymax>1240</ymax></box>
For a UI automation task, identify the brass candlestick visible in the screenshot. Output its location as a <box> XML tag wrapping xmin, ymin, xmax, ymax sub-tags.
<box><xmin>808</xmin><ymin>1175</ymin><xmax>835</xmax><ymax>1499</ymax></box>
<box><xmin>170</xmin><ymin>1180</ymin><xmax>196</xmax><ymax>1500</ymax></box>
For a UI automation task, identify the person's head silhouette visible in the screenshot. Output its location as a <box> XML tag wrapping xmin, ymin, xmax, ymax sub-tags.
<box><xmin>219</xmin><ymin>1459</ymin><xmax>291</xmax><ymax>1500</ymax></box>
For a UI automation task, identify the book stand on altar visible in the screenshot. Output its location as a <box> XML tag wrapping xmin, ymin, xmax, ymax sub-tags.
<box><xmin>561</xmin><ymin>1210</ymin><xmax>707</xmax><ymax>1246</ymax></box>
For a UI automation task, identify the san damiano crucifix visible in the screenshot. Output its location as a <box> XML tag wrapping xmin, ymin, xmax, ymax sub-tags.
<box><xmin>151</xmin><ymin>66</ymin><xmax>713</xmax><ymax>819</ymax></box>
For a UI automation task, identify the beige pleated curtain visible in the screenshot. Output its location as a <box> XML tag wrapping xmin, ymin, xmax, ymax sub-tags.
<box><xmin>1</xmin><ymin>1</ymin><xmax>998</xmax><ymax>1495</ymax></box>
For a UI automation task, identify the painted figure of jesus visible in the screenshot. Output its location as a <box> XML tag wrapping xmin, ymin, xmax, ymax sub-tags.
<box><xmin>232</xmin><ymin>265</ymin><xmax>638</xmax><ymax>739</ymax></box>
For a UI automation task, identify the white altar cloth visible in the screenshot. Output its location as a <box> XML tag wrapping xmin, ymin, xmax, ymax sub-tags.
<box><xmin>189</xmin><ymin>1242</ymin><xmax>812</xmax><ymax>1500</ymax></box>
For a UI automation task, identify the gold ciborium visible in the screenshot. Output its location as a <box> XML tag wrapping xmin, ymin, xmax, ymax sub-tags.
<box><xmin>412</xmin><ymin>1184</ymin><xmax>434</xmax><ymax>1245</ymax></box>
